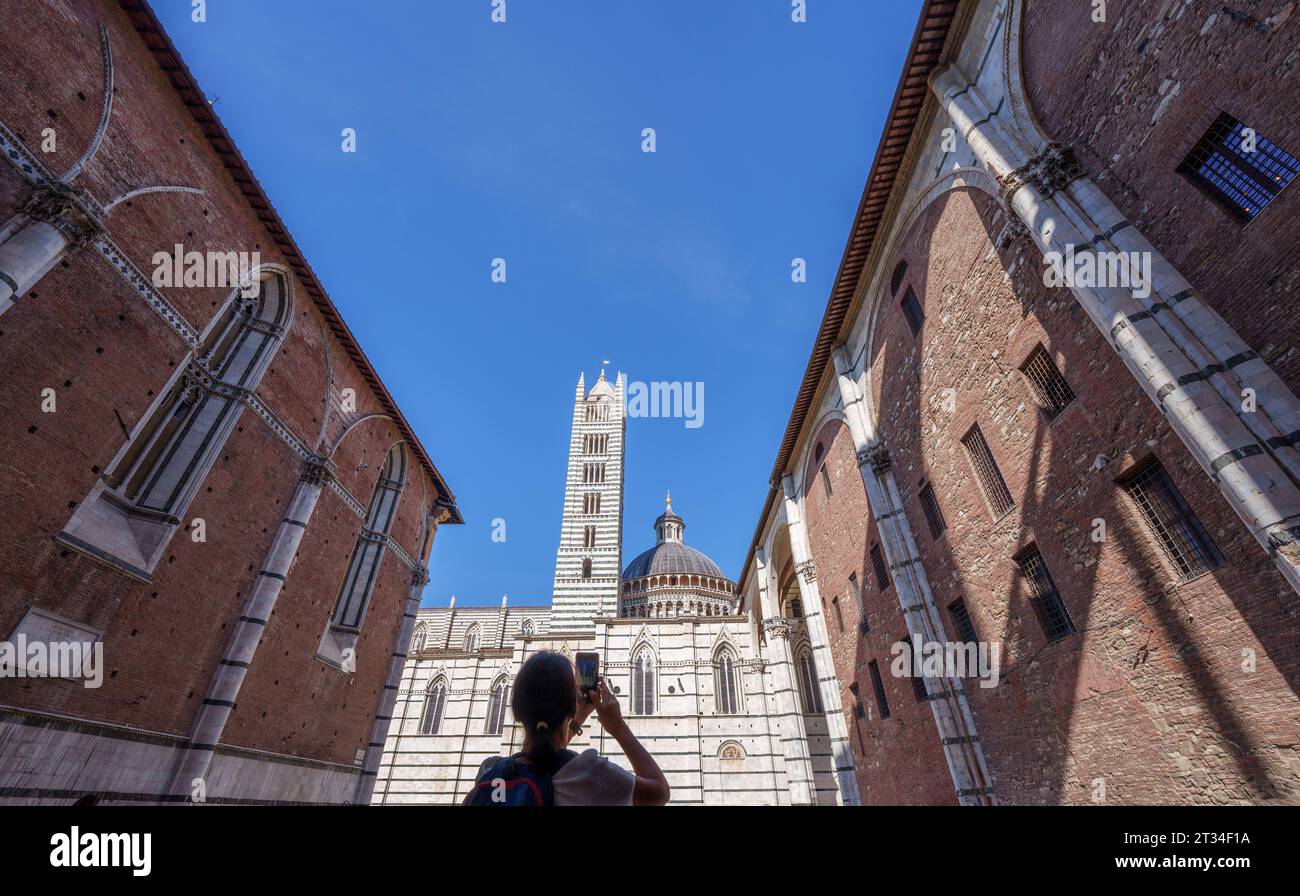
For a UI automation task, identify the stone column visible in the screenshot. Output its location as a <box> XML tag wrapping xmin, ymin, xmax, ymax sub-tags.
<box><xmin>933</xmin><ymin>65</ymin><xmax>1300</xmax><ymax>594</ymax></box>
<box><xmin>833</xmin><ymin>345</ymin><xmax>996</xmax><ymax>806</ymax></box>
<box><xmin>754</xmin><ymin>549</ymin><xmax>815</xmax><ymax>806</ymax></box>
<box><xmin>779</xmin><ymin>477</ymin><xmax>861</xmax><ymax>806</ymax></box>
<box><xmin>166</xmin><ymin>458</ymin><xmax>329</xmax><ymax>801</ymax></box>
<box><xmin>0</xmin><ymin>184</ymin><xmax>102</xmax><ymax>315</ymax></box>
<box><xmin>354</xmin><ymin>560</ymin><xmax>433</xmax><ymax>806</ymax></box>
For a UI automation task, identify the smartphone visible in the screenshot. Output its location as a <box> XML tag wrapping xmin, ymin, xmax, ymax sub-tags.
<box><xmin>575</xmin><ymin>651</ymin><xmax>600</xmax><ymax>703</ymax></box>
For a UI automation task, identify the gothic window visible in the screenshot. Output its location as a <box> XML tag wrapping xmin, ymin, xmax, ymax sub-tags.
<box><xmin>831</xmin><ymin>596</ymin><xmax>843</xmax><ymax>632</ymax></box>
<box><xmin>867</xmin><ymin>659</ymin><xmax>891</xmax><ymax>720</ymax></box>
<box><xmin>329</xmin><ymin>444</ymin><xmax>406</xmax><ymax>634</ymax></box>
<box><xmin>410</xmin><ymin>623</ymin><xmax>428</xmax><ymax>653</ymax></box>
<box><xmin>420</xmin><ymin>678</ymin><xmax>447</xmax><ymax>735</ymax></box>
<box><xmin>1016</xmin><ymin>546</ymin><xmax>1075</xmax><ymax>643</ymax></box>
<box><xmin>485</xmin><ymin>678</ymin><xmax>509</xmax><ymax>735</ymax></box>
<box><xmin>962</xmin><ymin>425</ymin><xmax>1014</xmax><ymax>518</ymax></box>
<box><xmin>715</xmin><ymin>646</ymin><xmax>740</xmax><ymax>714</ymax></box>
<box><xmin>918</xmin><ymin>481</ymin><xmax>946</xmax><ymax>539</ymax></box>
<box><xmin>848</xmin><ymin>571</ymin><xmax>866</xmax><ymax>636</ymax></box>
<box><xmin>584</xmin><ymin>492</ymin><xmax>601</xmax><ymax>514</ymax></box>
<box><xmin>61</xmin><ymin>271</ymin><xmax>291</xmax><ymax>575</ymax></box>
<box><xmin>890</xmin><ymin>259</ymin><xmax>908</xmax><ymax>296</ymax></box>
<box><xmin>1122</xmin><ymin>460</ymin><xmax>1225</xmax><ymax>581</ymax></box>
<box><xmin>1177</xmin><ymin>113</ymin><xmax>1298</xmax><ymax>222</ymax></box>
<box><xmin>796</xmin><ymin>647</ymin><xmax>823</xmax><ymax>714</ymax></box>
<box><xmin>583</xmin><ymin>525</ymin><xmax>596</xmax><ymax>548</ymax></box>
<box><xmin>1020</xmin><ymin>345</ymin><xmax>1076</xmax><ymax>420</ymax></box>
<box><xmin>900</xmin><ymin>285</ymin><xmax>925</xmax><ymax>336</ymax></box>
<box><xmin>464</xmin><ymin>623</ymin><xmax>481</xmax><ymax>653</ymax></box>
<box><xmin>521</xmin><ymin>619</ymin><xmax>535</xmax><ymax>637</ymax></box>
<box><xmin>581</xmin><ymin>558</ymin><xmax>592</xmax><ymax>579</ymax></box>
<box><xmin>631</xmin><ymin>647</ymin><xmax>655</xmax><ymax>715</ymax></box>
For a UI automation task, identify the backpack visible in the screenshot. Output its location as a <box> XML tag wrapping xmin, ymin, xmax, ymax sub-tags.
<box><xmin>463</xmin><ymin>750</ymin><xmax>577</xmax><ymax>806</ymax></box>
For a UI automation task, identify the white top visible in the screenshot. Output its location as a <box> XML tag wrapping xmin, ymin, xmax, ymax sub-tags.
<box><xmin>552</xmin><ymin>749</ymin><xmax>635</xmax><ymax>806</ymax></box>
<box><xmin>476</xmin><ymin>749</ymin><xmax>635</xmax><ymax>806</ymax></box>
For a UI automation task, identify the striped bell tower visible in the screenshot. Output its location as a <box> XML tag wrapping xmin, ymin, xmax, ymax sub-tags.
<box><xmin>550</xmin><ymin>369</ymin><xmax>626</xmax><ymax>632</ymax></box>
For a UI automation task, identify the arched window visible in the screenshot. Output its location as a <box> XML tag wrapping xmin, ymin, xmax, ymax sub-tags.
<box><xmin>61</xmin><ymin>271</ymin><xmax>292</xmax><ymax>575</ymax></box>
<box><xmin>715</xmin><ymin>647</ymin><xmax>740</xmax><ymax>714</ymax></box>
<box><xmin>420</xmin><ymin>678</ymin><xmax>447</xmax><ymax>735</ymax></box>
<box><xmin>411</xmin><ymin>623</ymin><xmax>428</xmax><ymax>653</ymax></box>
<box><xmin>582</xmin><ymin>558</ymin><xmax>592</xmax><ymax>579</ymax></box>
<box><xmin>485</xmin><ymin>677</ymin><xmax>509</xmax><ymax>735</ymax></box>
<box><xmin>787</xmin><ymin>597</ymin><xmax>804</xmax><ymax>619</ymax></box>
<box><xmin>329</xmin><ymin>443</ymin><xmax>406</xmax><ymax>633</ymax></box>
<box><xmin>890</xmin><ymin>259</ymin><xmax>908</xmax><ymax>296</ymax></box>
<box><xmin>631</xmin><ymin>647</ymin><xmax>655</xmax><ymax>716</ymax></box>
<box><xmin>521</xmin><ymin>618</ymin><xmax>535</xmax><ymax>637</ymax></box>
<box><xmin>796</xmin><ymin>647</ymin><xmax>823</xmax><ymax>714</ymax></box>
<box><xmin>464</xmin><ymin>623</ymin><xmax>480</xmax><ymax>653</ymax></box>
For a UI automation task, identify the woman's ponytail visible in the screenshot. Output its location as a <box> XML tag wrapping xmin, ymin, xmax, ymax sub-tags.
<box><xmin>511</xmin><ymin>651</ymin><xmax>577</xmax><ymax>775</ymax></box>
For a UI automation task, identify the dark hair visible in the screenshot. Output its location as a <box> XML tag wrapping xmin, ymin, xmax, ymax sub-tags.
<box><xmin>511</xmin><ymin>651</ymin><xmax>578</xmax><ymax>773</ymax></box>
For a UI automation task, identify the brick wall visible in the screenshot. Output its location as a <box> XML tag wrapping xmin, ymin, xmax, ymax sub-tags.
<box><xmin>0</xmin><ymin>0</ymin><xmax>446</xmax><ymax>779</ymax></box>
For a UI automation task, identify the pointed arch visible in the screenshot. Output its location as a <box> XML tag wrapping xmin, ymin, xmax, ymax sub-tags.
<box><xmin>330</xmin><ymin>442</ymin><xmax>406</xmax><ymax>633</ymax></box>
<box><xmin>420</xmin><ymin>676</ymin><xmax>447</xmax><ymax>735</ymax></box>
<box><xmin>520</xmin><ymin>618</ymin><xmax>535</xmax><ymax>637</ymax></box>
<box><xmin>795</xmin><ymin>644</ymin><xmax>823</xmax><ymax>715</ymax></box>
<box><xmin>714</xmin><ymin>643</ymin><xmax>742</xmax><ymax>715</ymax></box>
<box><xmin>60</xmin><ymin>269</ymin><xmax>294</xmax><ymax>576</ymax></box>
<box><xmin>631</xmin><ymin>644</ymin><xmax>656</xmax><ymax>716</ymax></box>
<box><xmin>485</xmin><ymin>675</ymin><xmax>509</xmax><ymax>735</ymax></box>
<box><xmin>410</xmin><ymin>622</ymin><xmax>428</xmax><ymax>653</ymax></box>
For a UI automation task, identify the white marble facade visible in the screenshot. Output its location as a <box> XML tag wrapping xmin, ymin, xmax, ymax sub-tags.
<box><xmin>373</xmin><ymin>373</ymin><xmax>853</xmax><ymax>805</ymax></box>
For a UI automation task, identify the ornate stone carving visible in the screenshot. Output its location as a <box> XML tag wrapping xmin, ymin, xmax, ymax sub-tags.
<box><xmin>998</xmin><ymin>142</ymin><xmax>1083</xmax><ymax>210</ymax></box>
<box><xmin>762</xmin><ymin>617</ymin><xmax>791</xmax><ymax>640</ymax></box>
<box><xmin>300</xmin><ymin>458</ymin><xmax>333</xmax><ymax>485</ymax></box>
<box><xmin>858</xmin><ymin>443</ymin><xmax>891</xmax><ymax>475</ymax></box>
<box><xmin>411</xmin><ymin>566</ymin><xmax>431</xmax><ymax>587</ymax></box>
<box><xmin>23</xmin><ymin>183</ymin><xmax>103</xmax><ymax>249</ymax></box>
<box><xmin>796</xmin><ymin>559</ymin><xmax>816</xmax><ymax>584</ymax></box>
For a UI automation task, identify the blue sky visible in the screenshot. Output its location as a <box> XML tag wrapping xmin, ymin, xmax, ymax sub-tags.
<box><xmin>155</xmin><ymin>0</ymin><xmax>921</xmax><ymax>607</ymax></box>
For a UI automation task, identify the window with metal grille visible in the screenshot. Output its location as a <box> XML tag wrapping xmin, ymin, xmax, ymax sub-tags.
<box><xmin>1122</xmin><ymin>460</ymin><xmax>1225</xmax><ymax>580</ymax></box>
<box><xmin>796</xmin><ymin>648</ymin><xmax>823</xmax><ymax>714</ymax></box>
<box><xmin>867</xmin><ymin>659</ymin><xmax>891</xmax><ymax>720</ymax></box>
<box><xmin>918</xmin><ymin>481</ymin><xmax>946</xmax><ymax>539</ymax></box>
<box><xmin>1177</xmin><ymin>113</ymin><xmax>1299</xmax><ymax>222</ymax></box>
<box><xmin>420</xmin><ymin>679</ymin><xmax>447</xmax><ymax>735</ymax></box>
<box><xmin>870</xmin><ymin>543</ymin><xmax>890</xmax><ymax>591</ymax></box>
<box><xmin>485</xmin><ymin>679</ymin><xmax>509</xmax><ymax>735</ymax></box>
<box><xmin>962</xmin><ymin>425</ymin><xmax>1014</xmax><ymax>517</ymax></box>
<box><xmin>1020</xmin><ymin>345</ymin><xmax>1075</xmax><ymax>419</ymax></box>
<box><xmin>1016</xmin><ymin>548</ymin><xmax>1075</xmax><ymax>642</ymax></box>
<box><xmin>948</xmin><ymin>597</ymin><xmax>977</xmax><ymax>644</ymax></box>
<box><xmin>848</xmin><ymin>571</ymin><xmax>869</xmax><ymax>635</ymax></box>
<box><xmin>900</xmin><ymin>286</ymin><xmax>925</xmax><ymax>336</ymax></box>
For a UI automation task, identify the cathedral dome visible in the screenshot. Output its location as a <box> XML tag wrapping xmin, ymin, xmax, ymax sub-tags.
<box><xmin>620</xmin><ymin>493</ymin><xmax>731</xmax><ymax>584</ymax></box>
<box><xmin>623</xmin><ymin>540</ymin><xmax>725</xmax><ymax>580</ymax></box>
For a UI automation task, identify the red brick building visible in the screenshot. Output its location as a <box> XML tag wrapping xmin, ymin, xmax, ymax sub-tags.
<box><xmin>0</xmin><ymin>0</ymin><xmax>461</xmax><ymax>804</ymax></box>
<box><xmin>739</xmin><ymin>0</ymin><xmax>1300</xmax><ymax>804</ymax></box>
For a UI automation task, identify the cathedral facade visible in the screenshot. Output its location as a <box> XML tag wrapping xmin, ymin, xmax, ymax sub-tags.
<box><xmin>375</xmin><ymin>373</ymin><xmax>859</xmax><ymax>805</ymax></box>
